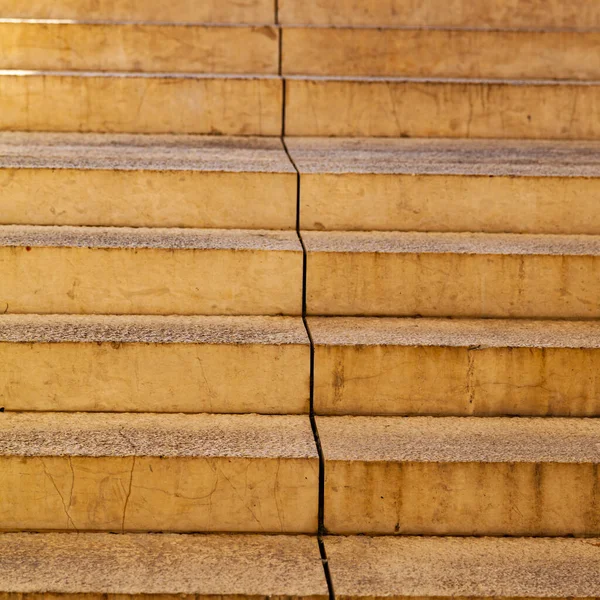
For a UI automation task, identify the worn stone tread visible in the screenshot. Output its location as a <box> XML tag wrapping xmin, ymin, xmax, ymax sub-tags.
<box><xmin>0</xmin><ymin>412</ymin><xmax>318</xmax><ymax>459</ymax></box>
<box><xmin>0</xmin><ymin>314</ymin><xmax>308</xmax><ymax>345</ymax></box>
<box><xmin>0</xmin><ymin>532</ymin><xmax>327</xmax><ymax>597</ymax></box>
<box><xmin>0</xmin><ymin>132</ymin><xmax>294</xmax><ymax>172</ymax></box>
<box><xmin>308</xmin><ymin>317</ymin><xmax>600</xmax><ymax>348</ymax></box>
<box><xmin>325</xmin><ymin>536</ymin><xmax>600</xmax><ymax>599</ymax></box>
<box><xmin>316</xmin><ymin>416</ymin><xmax>600</xmax><ymax>463</ymax></box>
<box><xmin>302</xmin><ymin>230</ymin><xmax>600</xmax><ymax>256</ymax></box>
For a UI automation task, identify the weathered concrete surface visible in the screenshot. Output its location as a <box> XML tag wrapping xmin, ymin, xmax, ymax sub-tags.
<box><xmin>0</xmin><ymin>314</ymin><xmax>309</xmax><ymax>413</ymax></box>
<box><xmin>279</xmin><ymin>0</ymin><xmax>600</xmax><ymax>29</ymax></box>
<box><xmin>283</xmin><ymin>28</ymin><xmax>600</xmax><ymax>80</ymax></box>
<box><xmin>318</xmin><ymin>416</ymin><xmax>600</xmax><ymax>535</ymax></box>
<box><xmin>0</xmin><ymin>226</ymin><xmax>303</xmax><ymax>315</ymax></box>
<box><xmin>0</xmin><ymin>21</ymin><xmax>279</xmax><ymax>74</ymax></box>
<box><xmin>325</xmin><ymin>536</ymin><xmax>600</xmax><ymax>599</ymax></box>
<box><xmin>0</xmin><ymin>72</ymin><xmax>282</xmax><ymax>135</ymax></box>
<box><xmin>309</xmin><ymin>317</ymin><xmax>600</xmax><ymax>416</ymax></box>
<box><xmin>304</xmin><ymin>231</ymin><xmax>600</xmax><ymax>318</ymax></box>
<box><xmin>0</xmin><ymin>0</ymin><xmax>275</xmax><ymax>23</ymax></box>
<box><xmin>287</xmin><ymin>137</ymin><xmax>600</xmax><ymax>234</ymax></box>
<box><xmin>0</xmin><ymin>133</ymin><xmax>296</xmax><ymax>228</ymax></box>
<box><xmin>0</xmin><ymin>533</ymin><xmax>328</xmax><ymax>599</ymax></box>
<box><xmin>0</xmin><ymin>413</ymin><xmax>319</xmax><ymax>532</ymax></box>
<box><xmin>285</xmin><ymin>78</ymin><xmax>600</xmax><ymax>139</ymax></box>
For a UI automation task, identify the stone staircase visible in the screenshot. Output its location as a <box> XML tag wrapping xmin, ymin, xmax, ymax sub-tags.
<box><xmin>0</xmin><ymin>1</ymin><xmax>599</xmax><ymax>599</ymax></box>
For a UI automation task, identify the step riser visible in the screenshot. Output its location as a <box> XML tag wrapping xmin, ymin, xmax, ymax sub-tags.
<box><xmin>279</xmin><ymin>0</ymin><xmax>600</xmax><ymax>29</ymax></box>
<box><xmin>0</xmin><ymin>342</ymin><xmax>309</xmax><ymax>413</ymax></box>
<box><xmin>0</xmin><ymin>22</ymin><xmax>279</xmax><ymax>74</ymax></box>
<box><xmin>0</xmin><ymin>74</ymin><xmax>281</xmax><ymax>135</ymax></box>
<box><xmin>285</xmin><ymin>79</ymin><xmax>600</xmax><ymax>139</ymax></box>
<box><xmin>314</xmin><ymin>345</ymin><xmax>600</xmax><ymax>416</ymax></box>
<box><xmin>0</xmin><ymin>169</ymin><xmax>296</xmax><ymax>229</ymax></box>
<box><xmin>0</xmin><ymin>456</ymin><xmax>318</xmax><ymax>532</ymax></box>
<box><xmin>0</xmin><ymin>0</ymin><xmax>275</xmax><ymax>23</ymax></box>
<box><xmin>307</xmin><ymin>252</ymin><xmax>600</xmax><ymax>318</ymax></box>
<box><xmin>1</xmin><ymin>246</ymin><xmax>302</xmax><ymax>315</ymax></box>
<box><xmin>325</xmin><ymin>461</ymin><xmax>600</xmax><ymax>535</ymax></box>
<box><xmin>283</xmin><ymin>28</ymin><xmax>600</xmax><ymax>80</ymax></box>
<box><xmin>299</xmin><ymin>173</ymin><xmax>600</xmax><ymax>234</ymax></box>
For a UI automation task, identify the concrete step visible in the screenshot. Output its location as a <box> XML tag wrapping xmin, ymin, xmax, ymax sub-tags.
<box><xmin>0</xmin><ymin>133</ymin><xmax>296</xmax><ymax>228</ymax></box>
<box><xmin>0</xmin><ymin>412</ymin><xmax>319</xmax><ymax>532</ymax></box>
<box><xmin>0</xmin><ymin>314</ymin><xmax>309</xmax><ymax>413</ymax></box>
<box><xmin>0</xmin><ymin>71</ymin><xmax>281</xmax><ymax>134</ymax></box>
<box><xmin>0</xmin><ymin>533</ymin><xmax>327</xmax><ymax>599</ymax></box>
<box><xmin>284</xmin><ymin>77</ymin><xmax>600</xmax><ymax>139</ymax></box>
<box><xmin>324</xmin><ymin>536</ymin><xmax>600</xmax><ymax>599</ymax></box>
<box><xmin>0</xmin><ymin>20</ymin><xmax>279</xmax><ymax>74</ymax></box>
<box><xmin>303</xmin><ymin>231</ymin><xmax>600</xmax><ymax>318</ymax></box>
<box><xmin>317</xmin><ymin>415</ymin><xmax>600</xmax><ymax>535</ymax></box>
<box><xmin>308</xmin><ymin>317</ymin><xmax>600</xmax><ymax>417</ymax></box>
<box><xmin>288</xmin><ymin>138</ymin><xmax>600</xmax><ymax>234</ymax></box>
<box><xmin>0</xmin><ymin>226</ymin><xmax>303</xmax><ymax>315</ymax></box>
<box><xmin>0</xmin><ymin>0</ymin><xmax>275</xmax><ymax>24</ymax></box>
<box><xmin>279</xmin><ymin>0</ymin><xmax>600</xmax><ymax>29</ymax></box>
<box><xmin>283</xmin><ymin>27</ymin><xmax>600</xmax><ymax>80</ymax></box>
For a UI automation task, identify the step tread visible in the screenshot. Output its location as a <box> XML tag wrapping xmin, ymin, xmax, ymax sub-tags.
<box><xmin>0</xmin><ymin>69</ymin><xmax>279</xmax><ymax>79</ymax></box>
<box><xmin>324</xmin><ymin>536</ymin><xmax>600</xmax><ymax>598</ymax></box>
<box><xmin>0</xmin><ymin>314</ymin><xmax>308</xmax><ymax>345</ymax></box>
<box><xmin>0</xmin><ymin>533</ymin><xmax>327</xmax><ymax>597</ymax></box>
<box><xmin>285</xmin><ymin>74</ymin><xmax>600</xmax><ymax>84</ymax></box>
<box><xmin>0</xmin><ymin>225</ymin><xmax>301</xmax><ymax>251</ymax></box>
<box><xmin>308</xmin><ymin>317</ymin><xmax>600</xmax><ymax>348</ymax></box>
<box><xmin>285</xmin><ymin>137</ymin><xmax>600</xmax><ymax>176</ymax></box>
<box><xmin>0</xmin><ymin>133</ymin><xmax>295</xmax><ymax>172</ymax></box>
<box><xmin>0</xmin><ymin>413</ymin><xmax>318</xmax><ymax>459</ymax></box>
<box><xmin>316</xmin><ymin>416</ymin><xmax>600</xmax><ymax>463</ymax></box>
<box><xmin>302</xmin><ymin>230</ymin><xmax>600</xmax><ymax>256</ymax></box>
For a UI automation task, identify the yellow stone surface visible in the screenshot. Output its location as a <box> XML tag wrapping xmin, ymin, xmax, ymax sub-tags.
<box><xmin>278</xmin><ymin>0</ymin><xmax>600</xmax><ymax>29</ymax></box>
<box><xmin>318</xmin><ymin>416</ymin><xmax>600</xmax><ymax>535</ymax></box>
<box><xmin>0</xmin><ymin>21</ymin><xmax>279</xmax><ymax>74</ymax></box>
<box><xmin>285</xmin><ymin>78</ymin><xmax>600</xmax><ymax>139</ymax></box>
<box><xmin>0</xmin><ymin>72</ymin><xmax>281</xmax><ymax>135</ymax></box>
<box><xmin>0</xmin><ymin>533</ymin><xmax>328</xmax><ymax>600</ymax></box>
<box><xmin>0</xmin><ymin>0</ymin><xmax>275</xmax><ymax>23</ymax></box>
<box><xmin>304</xmin><ymin>232</ymin><xmax>600</xmax><ymax>318</ymax></box>
<box><xmin>0</xmin><ymin>413</ymin><xmax>319</xmax><ymax>533</ymax></box>
<box><xmin>309</xmin><ymin>318</ymin><xmax>600</xmax><ymax>417</ymax></box>
<box><xmin>0</xmin><ymin>133</ymin><xmax>297</xmax><ymax>229</ymax></box>
<box><xmin>0</xmin><ymin>227</ymin><xmax>303</xmax><ymax>316</ymax></box>
<box><xmin>282</xmin><ymin>28</ymin><xmax>600</xmax><ymax>80</ymax></box>
<box><xmin>0</xmin><ymin>315</ymin><xmax>309</xmax><ymax>414</ymax></box>
<box><xmin>287</xmin><ymin>137</ymin><xmax>600</xmax><ymax>234</ymax></box>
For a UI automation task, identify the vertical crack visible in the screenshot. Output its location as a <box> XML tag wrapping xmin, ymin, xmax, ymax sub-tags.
<box><xmin>282</xmin><ymin>137</ymin><xmax>335</xmax><ymax>600</ymax></box>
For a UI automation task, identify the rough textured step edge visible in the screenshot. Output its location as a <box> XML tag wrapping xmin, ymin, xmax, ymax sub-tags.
<box><xmin>282</xmin><ymin>27</ymin><xmax>600</xmax><ymax>80</ymax></box>
<box><xmin>284</xmin><ymin>77</ymin><xmax>600</xmax><ymax>139</ymax></box>
<box><xmin>0</xmin><ymin>133</ymin><xmax>296</xmax><ymax>172</ymax></box>
<box><xmin>316</xmin><ymin>416</ymin><xmax>600</xmax><ymax>463</ymax></box>
<box><xmin>0</xmin><ymin>412</ymin><xmax>318</xmax><ymax>458</ymax></box>
<box><xmin>0</xmin><ymin>314</ymin><xmax>308</xmax><ymax>344</ymax></box>
<box><xmin>0</xmin><ymin>533</ymin><xmax>328</xmax><ymax>598</ymax></box>
<box><xmin>302</xmin><ymin>230</ymin><xmax>600</xmax><ymax>256</ymax></box>
<box><xmin>307</xmin><ymin>317</ymin><xmax>600</xmax><ymax>348</ymax></box>
<box><xmin>0</xmin><ymin>225</ymin><xmax>301</xmax><ymax>251</ymax></box>
<box><xmin>0</xmin><ymin>21</ymin><xmax>279</xmax><ymax>74</ymax></box>
<box><xmin>0</xmin><ymin>0</ymin><xmax>276</xmax><ymax>24</ymax></box>
<box><xmin>278</xmin><ymin>0</ymin><xmax>600</xmax><ymax>29</ymax></box>
<box><xmin>324</xmin><ymin>536</ymin><xmax>600</xmax><ymax>599</ymax></box>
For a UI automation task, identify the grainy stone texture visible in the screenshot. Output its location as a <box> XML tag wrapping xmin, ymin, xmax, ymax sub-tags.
<box><xmin>309</xmin><ymin>317</ymin><xmax>600</xmax><ymax>417</ymax></box>
<box><xmin>0</xmin><ymin>315</ymin><xmax>310</xmax><ymax>414</ymax></box>
<box><xmin>318</xmin><ymin>416</ymin><xmax>600</xmax><ymax>535</ymax></box>
<box><xmin>0</xmin><ymin>533</ymin><xmax>328</xmax><ymax>597</ymax></box>
<box><xmin>325</xmin><ymin>536</ymin><xmax>600</xmax><ymax>599</ymax></box>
